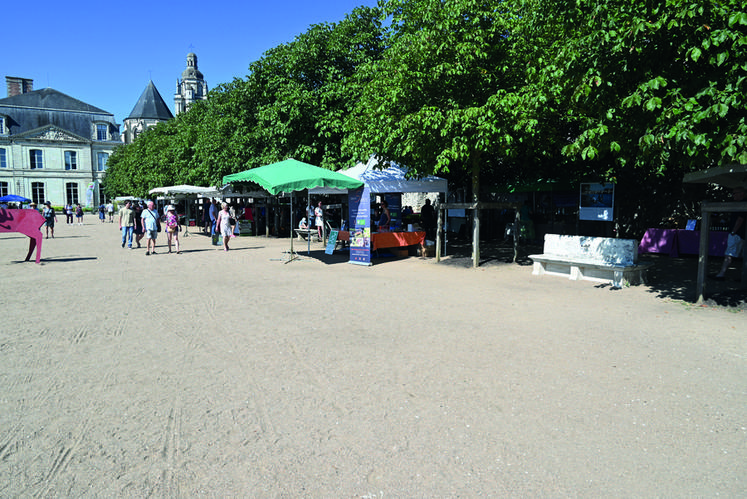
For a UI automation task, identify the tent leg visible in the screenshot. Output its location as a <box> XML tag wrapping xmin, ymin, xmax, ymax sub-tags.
<box><xmin>286</xmin><ymin>193</ymin><xmax>299</xmax><ymax>263</ymax></box>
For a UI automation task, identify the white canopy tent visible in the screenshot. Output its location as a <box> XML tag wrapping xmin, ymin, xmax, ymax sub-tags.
<box><xmin>148</xmin><ymin>185</ymin><xmax>222</xmax><ymax>236</ymax></box>
<box><xmin>309</xmin><ymin>156</ymin><xmax>448</xmax><ymax>195</ymax></box>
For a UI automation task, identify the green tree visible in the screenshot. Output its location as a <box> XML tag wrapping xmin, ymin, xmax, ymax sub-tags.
<box><xmin>242</xmin><ymin>6</ymin><xmax>384</xmax><ymax>171</ymax></box>
<box><xmin>512</xmin><ymin>0</ymin><xmax>747</xmax><ymax>234</ymax></box>
<box><xmin>519</xmin><ymin>0</ymin><xmax>747</xmax><ymax>176</ymax></box>
<box><xmin>344</xmin><ymin>0</ymin><xmax>527</xmax><ymax>201</ymax></box>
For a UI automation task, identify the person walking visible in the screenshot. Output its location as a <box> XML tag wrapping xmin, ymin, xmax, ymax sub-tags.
<box><xmin>42</xmin><ymin>201</ymin><xmax>57</xmax><ymax>239</ymax></box>
<box><xmin>118</xmin><ymin>200</ymin><xmax>135</xmax><ymax>248</ymax></box>
<box><xmin>106</xmin><ymin>202</ymin><xmax>114</xmax><ymax>222</ymax></box>
<box><xmin>141</xmin><ymin>201</ymin><xmax>160</xmax><ymax>255</ymax></box>
<box><xmin>165</xmin><ymin>205</ymin><xmax>181</xmax><ymax>254</ymax></box>
<box><xmin>714</xmin><ymin>186</ymin><xmax>746</xmax><ymax>280</ymax></box>
<box><xmin>98</xmin><ymin>203</ymin><xmax>106</xmax><ymax>223</ymax></box>
<box><xmin>209</xmin><ymin>199</ymin><xmax>218</xmax><ymax>244</ymax></box>
<box><xmin>133</xmin><ymin>201</ymin><xmax>144</xmax><ymax>248</ymax></box>
<box><xmin>63</xmin><ymin>203</ymin><xmax>74</xmax><ymax>225</ymax></box>
<box><xmin>315</xmin><ymin>201</ymin><xmax>324</xmax><ymax>241</ymax></box>
<box><xmin>215</xmin><ymin>202</ymin><xmax>233</xmax><ymax>251</ymax></box>
<box><xmin>75</xmin><ymin>204</ymin><xmax>84</xmax><ymax>225</ymax></box>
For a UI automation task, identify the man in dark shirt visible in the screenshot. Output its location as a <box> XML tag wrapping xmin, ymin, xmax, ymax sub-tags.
<box><xmin>420</xmin><ymin>198</ymin><xmax>436</xmax><ymax>239</ymax></box>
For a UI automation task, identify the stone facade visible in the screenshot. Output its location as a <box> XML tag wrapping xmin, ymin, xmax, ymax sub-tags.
<box><xmin>0</xmin><ymin>78</ymin><xmax>120</xmax><ymax>207</ymax></box>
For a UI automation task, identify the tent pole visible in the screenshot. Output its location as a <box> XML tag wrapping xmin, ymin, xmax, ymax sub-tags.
<box><xmin>307</xmin><ymin>191</ymin><xmax>311</xmax><ymax>255</ymax></box>
<box><xmin>286</xmin><ymin>192</ymin><xmax>297</xmax><ymax>263</ymax></box>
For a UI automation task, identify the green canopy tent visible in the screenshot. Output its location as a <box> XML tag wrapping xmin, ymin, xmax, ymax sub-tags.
<box><xmin>222</xmin><ymin>159</ymin><xmax>363</xmax><ymax>261</ymax></box>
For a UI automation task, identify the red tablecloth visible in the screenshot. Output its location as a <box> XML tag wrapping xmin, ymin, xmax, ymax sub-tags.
<box><xmin>639</xmin><ymin>229</ymin><xmax>727</xmax><ymax>257</ymax></box>
<box><xmin>371</xmin><ymin>231</ymin><xmax>425</xmax><ymax>251</ymax></box>
<box><xmin>336</xmin><ymin>230</ymin><xmax>425</xmax><ymax>251</ymax></box>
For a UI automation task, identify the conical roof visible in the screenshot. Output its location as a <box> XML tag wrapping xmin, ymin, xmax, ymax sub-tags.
<box><xmin>127</xmin><ymin>81</ymin><xmax>174</xmax><ymax>120</ymax></box>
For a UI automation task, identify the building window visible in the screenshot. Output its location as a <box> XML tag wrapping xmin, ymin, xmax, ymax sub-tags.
<box><xmin>65</xmin><ymin>151</ymin><xmax>77</xmax><ymax>170</ymax></box>
<box><xmin>97</xmin><ymin>152</ymin><xmax>109</xmax><ymax>172</ymax></box>
<box><xmin>96</xmin><ymin>124</ymin><xmax>108</xmax><ymax>141</ymax></box>
<box><xmin>31</xmin><ymin>182</ymin><xmax>45</xmax><ymax>205</ymax></box>
<box><xmin>30</xmin><ymin>149</ymin><xmax>43</xmax><ymax>169</ymax></box>
<box><xmin>0</xmin><ymin>116</ymin><xmax>5</xmax><ymax>134</ymax></box>
<box><xmin>0</xmin><ymin>182</ymin><xmax>8</xmax><ymax>197</ymax></box>
<box><xmin>66</xmin><ymin>183</ymin><xmax>79</xmax><ymax>205</ymax></box>
<box><xmin>0</xmin><ymin>148</ymin><xmax>6</xmax><ymax>168</ymax></box>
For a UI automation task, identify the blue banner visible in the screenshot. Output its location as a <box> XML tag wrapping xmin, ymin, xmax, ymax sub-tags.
<box><xmin>385</xmin><ymin>193</ymin><xmax>401</xmax><ymax>230</ymax></box>
<box><xmin>348</xmin><ymin>186</ymin><xmax>371</xmax><ymax>265</ymax></box>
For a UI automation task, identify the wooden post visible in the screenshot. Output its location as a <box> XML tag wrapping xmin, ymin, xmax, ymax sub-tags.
<box><xmin>473</xmin><ymin>206</ymin><xmax>480</xmax><ymax>268</ymax></box>
<box><xmin>514</xmin><ymin>210</ymin><xmax>520</xmax><ymax>263</ymax></box>
<box><xmin>436</xmin><ymin>206</ymin><xmax>443</xmax><ymax>262</ymax></box>
<box><xmin>265</xmin><ymin>200</ymin><xmax>270</xmax><ymax>237</ymax></box>
<box><xmin>695</xmin><ymin>203</ymin><xmax>711</xmax><ymax>304</ymax></box>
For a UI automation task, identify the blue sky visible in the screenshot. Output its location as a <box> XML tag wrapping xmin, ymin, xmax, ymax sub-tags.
<box><xmin>3</xmin><ymin>0</ymin><xmax>377</xmax><ymax>125</ymax></box>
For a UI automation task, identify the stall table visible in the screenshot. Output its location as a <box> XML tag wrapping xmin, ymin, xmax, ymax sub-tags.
<box><xmin>639</xmin><ymin>229</ymin><xmax>728</xmax><ymax>257</ymax></box>
<box><xmin>337</xmin><ymin>230</ymin><xmax>426</xmax><ymax>252</ymax></box>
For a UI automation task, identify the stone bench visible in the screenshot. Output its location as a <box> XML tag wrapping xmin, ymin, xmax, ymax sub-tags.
<box><xmin>529</xmin><ymin>234</ymin><xmax>653</xmax><ymax>289</ymax></box>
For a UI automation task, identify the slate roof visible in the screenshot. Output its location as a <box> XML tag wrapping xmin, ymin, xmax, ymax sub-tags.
<box><xmin>127</xmin><ymin>81</ymin><xmax>174</xmax><ymax>121</ymax></box>
<box><xmin>0</xmin><ymin>87</ymin><xmax>111</xmax><ymax>115</ymax></box>
<box><xmin>0</xmin><ymin>88</ymin><xmax>118</xmax><ymax>139</ymax></box>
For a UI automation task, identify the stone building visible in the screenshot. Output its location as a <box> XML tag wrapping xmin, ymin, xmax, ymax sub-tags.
<box><xmin>174</xmin><ymin>52</ymin><xmax>208</xmax><ymax>114</ymax></box>
<box><xmin>0</xmin><ymin>76</ymin><xmax>120</xmax><ymax>206</ymax></box>
<box><xmin>122</xmin><ymin>81</ymin><xmax>174</xmax><ymax>145</ymax></box>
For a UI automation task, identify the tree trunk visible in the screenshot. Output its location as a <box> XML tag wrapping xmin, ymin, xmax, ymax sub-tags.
<box><xmin>471</xmin><ymin>154</ymin><xmax>481</xmax><ymax>268</ymax></box>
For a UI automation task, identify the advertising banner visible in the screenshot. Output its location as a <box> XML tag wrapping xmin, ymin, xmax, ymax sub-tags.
<box><xmin>85</xmin><ymin>182</ymin><xmax>96</xmax><ymax>208</ymax></box>
<box><xmin>385</xmin><ymin>193</ymin><xmax>401</xmax><ymax>229</ymax></box>
<box><xmin>348</xmin><ymin>186</ymin><xmax>371</xmax><ymax>266</ymax></box>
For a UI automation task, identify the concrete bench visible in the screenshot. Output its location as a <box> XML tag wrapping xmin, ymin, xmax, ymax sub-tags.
<box><xmin>529</xmin><ymin>234</ymin><xmax>653</xmax><ymax>289</ymax></box>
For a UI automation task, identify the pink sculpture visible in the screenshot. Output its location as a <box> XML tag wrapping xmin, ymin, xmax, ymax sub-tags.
<box><xmin>0</xmin><ymin>209</ymin><xmax>45</xmax><ymax>263</ymax></box>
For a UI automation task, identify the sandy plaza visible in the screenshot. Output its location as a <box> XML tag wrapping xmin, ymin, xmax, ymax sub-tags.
<box><xmin>0</xmin><ymin>221</ymin><xmax>745</xmax><ymax>497</ymax></box>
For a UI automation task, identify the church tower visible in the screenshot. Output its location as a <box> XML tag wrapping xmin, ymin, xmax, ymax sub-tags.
<box><xmin>175</xmin><ymin>53</ymin><xmax>208</xmax><ymax>114</ymax></box>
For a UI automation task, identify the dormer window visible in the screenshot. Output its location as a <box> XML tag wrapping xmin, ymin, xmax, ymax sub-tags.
<box><xmin>0</xmin><ymin>116</ymin><xmax>6</xmax><ymax>135</ymax></box>
<box><xmin>96</xmin><ymin>123</ymin><xmax>108</xmax><ymax>141</ymax></box>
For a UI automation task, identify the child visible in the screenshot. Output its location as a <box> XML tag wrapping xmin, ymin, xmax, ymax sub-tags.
<box><xmin>165</xmin><ymin>205</ymin><xmax>181</xmax><ymax>254</ymax></box>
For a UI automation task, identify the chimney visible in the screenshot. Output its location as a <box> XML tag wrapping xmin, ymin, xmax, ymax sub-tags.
<box><xmin>6</xmin><ymin>76</ymin><xmax>34</xmax><ymax>97</ymax></box>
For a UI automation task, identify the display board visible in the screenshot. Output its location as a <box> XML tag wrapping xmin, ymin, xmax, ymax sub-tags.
<box><xmin>385</xmin><ymin>193</ymin><xmax>402</xmax><ymax>229</ymax></box>
<box><xmin>579</xmin><ymin>183</ymin><xmax>615</xmax><ymax>221</ymax></box>
<box><xmin>348</xmin><ymin>186</ymin><xmax>372</xmax><ymax>265</ymax></box>
<box><xmin>325</xmin><ymin>230</ymin><xmax>338</xmax><ymax>255</ymax></box>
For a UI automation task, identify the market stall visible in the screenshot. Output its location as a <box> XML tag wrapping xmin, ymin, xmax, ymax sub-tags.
<box><xmin>310</xmin><ymin>155</ymin><xmax>447</xmax><ymax>262</ymax></box>
<box><xmin>149</xmin><ymin>185</ymin><xmax>221</xmax><ymax>236</ymax></box>
<box><xmin>682</xmin><ymin>164</ymin><xmax>747</xmax><ymax>302</ymax></box>
<box><xmin>222</xmin><ymin>159</ymin><xmax>364</xmax><ymax>262</ymax></box>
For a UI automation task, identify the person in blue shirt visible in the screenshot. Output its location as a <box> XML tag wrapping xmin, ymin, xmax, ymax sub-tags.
<box><xmin>141</xmin><ymin>200</ymin><xmax>160</xmax><ymax>255</ymax></box>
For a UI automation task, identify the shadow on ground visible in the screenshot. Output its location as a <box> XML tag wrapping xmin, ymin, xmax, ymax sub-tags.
<box><xmin>438</xmin><ymin>239</ymin><xmax>746</xmax><ymax>310</ymax></box>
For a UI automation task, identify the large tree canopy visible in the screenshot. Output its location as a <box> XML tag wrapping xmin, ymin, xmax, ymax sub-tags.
<box><xmin>518</xmin><ymin>0</ymin><xmax>747</xmax><ymax>177</ymax></box>
<box><xmin>104</xmin><ymin>0</ymin><xmax>746</xmax><ymax>237</ymax></box>
<box><xmin>343</xmin><ymin>0</ymin><xmax>528</xmax><ymax>201</ymax></box>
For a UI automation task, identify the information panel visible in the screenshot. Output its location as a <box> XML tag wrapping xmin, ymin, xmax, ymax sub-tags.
<box><xmin>348</xmin><ymin>186</ymin><xmax>372</xmax><ymax>265</ymax></box>
<box><xmin>579</xmin><ymin>183</ymin><xmax>615</xmax><ymax>221</ymax></box>
<box><xmin>385</xmin><ymin>193</ymin><xmax>402</xmax><ymax>229</ymax></box>
<box><xmin>325</xmin><ymin>230</ymin><xmax>338</xmax><ymax>255</ymax></box>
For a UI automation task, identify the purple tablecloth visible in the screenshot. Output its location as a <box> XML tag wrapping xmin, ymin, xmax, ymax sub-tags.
<box><xmin>639</xmin><ymin>229</ymin><xmax>728</xmax><ymax>257</ymax></box>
